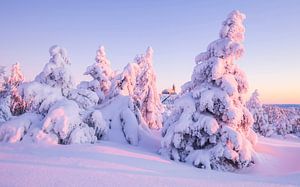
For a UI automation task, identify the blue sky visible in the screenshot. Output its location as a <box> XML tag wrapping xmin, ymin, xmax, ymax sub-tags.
<box><xmin>1</xmin><ymin>0</ymin><xmax>300</xmax><ymax>103</ymax></box>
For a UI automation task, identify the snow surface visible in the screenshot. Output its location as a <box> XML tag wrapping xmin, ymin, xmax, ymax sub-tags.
<box><xmin>0</xmin><ymin>137</ymin><xmax>299</xmax><ymax>187</ymax></box>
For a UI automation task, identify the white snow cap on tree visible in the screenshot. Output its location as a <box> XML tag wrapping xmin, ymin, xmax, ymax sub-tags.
<box><xmin>195</xmin><ymin>10</ymin><xmax>245</xmax><ymax>64</ymax></box>
<box><xmin>95</xmin><ymin>46</ymin><xmax>113</xmax><ymax>79</ymax></box>
<box><xmin>161</xmin><ymin>10</ymin><xmax>257</xmax><ymax>171</ymax></box>
<box><xmin>35</xmin><ymin>45</ymin><xmax>74</xmax><ymax>96</ymax></box>
<box><xmin>8</xmin><ymin>63</ymin><xmax>24</xmax><ymax>86</ymax></box>
<box><xmin>246</xmin><ymin>90</ymin><xmax>273</xmax><ymax>137</ymax></box>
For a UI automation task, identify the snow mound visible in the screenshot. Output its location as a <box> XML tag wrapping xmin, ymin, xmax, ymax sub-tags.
<box><xmin>0</xmin><ymin>113</ymin><xmax>41</xmax><ymax>143</ymax></box>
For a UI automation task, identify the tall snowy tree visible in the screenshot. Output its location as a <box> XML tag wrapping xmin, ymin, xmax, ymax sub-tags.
<box><xmin>246</xmin><ymin>90</ymin><xmax>273</xmax><ymax>136</ymax></box>
<box><xmin>35</xmin><ymin>45</ymin><xmax>74</xmax><ymax>96</ymax></box>
<box><xmin>8</xmin><ymin>63</ymin><xmax>26</xmax><ymax>115</ymax></box>
<box><xmin>79</xmin><ymin>46</ymin><xmax>114</xmax><ymax>102</ymax></box>
<box><xmin>135</xmin><ymin>47</ymin><xmax>163</xmax><ymax>129</ymax></box>
<box><xmin>112</xmin><ymin>47</ymin><xmax>163</xmax><ymax>129</ymax></box>
<box><xmin>161</xmin><ymin>10</ymin><xmax>257</xmax><ymax>171</ymax></box>
<box><xmin>0</xmin><ymin>66</ymin><xmax>11</xmax><ymax>123</ymax></box>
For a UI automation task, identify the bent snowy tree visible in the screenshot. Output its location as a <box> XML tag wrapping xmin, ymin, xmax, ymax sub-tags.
<box><xmin>134</xmin><ymin>47</ymin><xmax>163</xmax><ymax>129</ymax></box>
<box><xmin>161</xmin><ymin>10</ymin><xmax>257</xmax><ymax>171</ymax></box>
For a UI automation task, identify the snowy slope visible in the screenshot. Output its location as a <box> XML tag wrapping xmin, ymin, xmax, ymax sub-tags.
<box><xmin>0</xmin><ymin>137</ymin><xmax>300</xmax><ymax>187</ymax></box>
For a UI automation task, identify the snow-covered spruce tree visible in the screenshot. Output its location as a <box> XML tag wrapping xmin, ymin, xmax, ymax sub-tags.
<box><xmin>35</xmin><ymin>45</ymin><xmax>74</xmax><ymax>96</ymax></box>
<box><xmin>0</xmin><ymin>66</ymin><xmax>11</xmax><ymax>123</ymax></box>
<box><xmin>246</xmin><ymin>90</ymin><xmax>273</xmax><ymax>136</ymax></box>
<box><xmin>77</xmin><ymin>46</ymin><xmax>114</xmax><ymax>104</ymax></box>
<box><xmin>134</xmin><ymin>47</ymin><xmax>163</xmax><ymax>129</ymax></box>
<box><xmin>8</xmin><ymin>63</ymin><xmax>26</xmax><ymax>115</ymax></box>
<box><xmin>161</xmin><ymin>10</ymin><xmax>257</xmax><ymax>171</ymax></box>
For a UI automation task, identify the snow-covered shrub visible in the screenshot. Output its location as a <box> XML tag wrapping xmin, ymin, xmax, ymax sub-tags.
<box><xmin>23</xmin><ymin>126</ymin><xmax>59</xmax><ymax>144</ymax></box>
<box><xmin>20</xmin><ymin>81</ymin><xmax>63</xmax><ymax>115</ymax></box>
<box><xmin>35</xmin><ymin>45</ymin><xmax>74</xmax><ymax>96</ymax></box>
<box><xmin>67</xmin><ymin>123</ymin><xmax>97</xmax><ymax>144</ymax></box>
<box><xmin>68</xmin><ymin>88</ymin><xmax>99</xmax><ymax>109</ymax></box>
<box><xmin>41</xmin><ymin>99</ymin><xmax>95</xmax><ymax>144</ymax></box>
<box><xmin>0</xmin><ymin>96</ymin><xmax>11</xmax><ymax>124</ymax></box>
<box><xmin>83</xmin><ymin>110</ymin><xmax>108</xmax><ymax>140</ymax></box>
<box><xmin>0</xmin><ymin>113</ymin><xmax>41</xmax><ymax>143</ymax></box>
<box><xmin>98</xmin><ymin>95</ymin><xmax>150</xmax><ymax>145</ymax></box>
<box><xmin>120</xmin><ymin>108</ymin><xmax>139</xmax><ymax>145</ymax></box>
<box><xmin>161</xmin><ymin>10</ymin><xmax>257</xmax><ymax>171</ymax></box>
<box><xmin>246</xmin><ymin>90</ymin><xmax>274</xmax><ymax>136</ymax></box>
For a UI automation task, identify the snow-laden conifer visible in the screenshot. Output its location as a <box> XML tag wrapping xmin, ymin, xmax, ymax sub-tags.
<box><xmin>161</xmin><ymin>10</ymin><xmax>257</xmax><ymax>171</ymax></box>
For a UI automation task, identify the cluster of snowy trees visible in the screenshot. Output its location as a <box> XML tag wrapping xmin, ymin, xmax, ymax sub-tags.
<box><xmin>1</xmin><ymin>10</ymin><xmax>298</xmax><ymax>172</ymax></box>
<box><xmin>246</xmin><ymin>90</ymin><xmax>300</xmax><ymax>137</ymax></box>
<box><xmin>263</xmin><ymin>105</ymin><xmax>300</xmax><ymax>136</ymax></box>
<box><xmin>0</xmin><ymin>45</ymin><xmax>162</xmax><ymax>145</ymax></box>
<box><xmin>246</xmin><ymin>90</ymin><xmax>274</xmax><ymax>137</ymax></box>
<box><xmin>0</xmin><ymin>63</ymin><xmax>26</xmax><ymax>124</ymax></box>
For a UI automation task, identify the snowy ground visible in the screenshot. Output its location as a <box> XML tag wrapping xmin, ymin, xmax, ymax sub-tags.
<box><xmin>0</xmin><ymin>137</ymin><xmax>300</xmax><ymax>187</ymax></box>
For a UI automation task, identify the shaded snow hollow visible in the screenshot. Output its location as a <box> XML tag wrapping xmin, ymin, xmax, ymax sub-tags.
<box><xmin>0</xmin><ymin>137</ymin><xmax>300</xmax><ymax>187</ymax></box>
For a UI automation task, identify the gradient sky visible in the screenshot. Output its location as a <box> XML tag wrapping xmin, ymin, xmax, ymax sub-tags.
<box><xmin>1</xmin><ymin>0</ymin><xmax>299</xmax><ymax>104</ymax></box>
